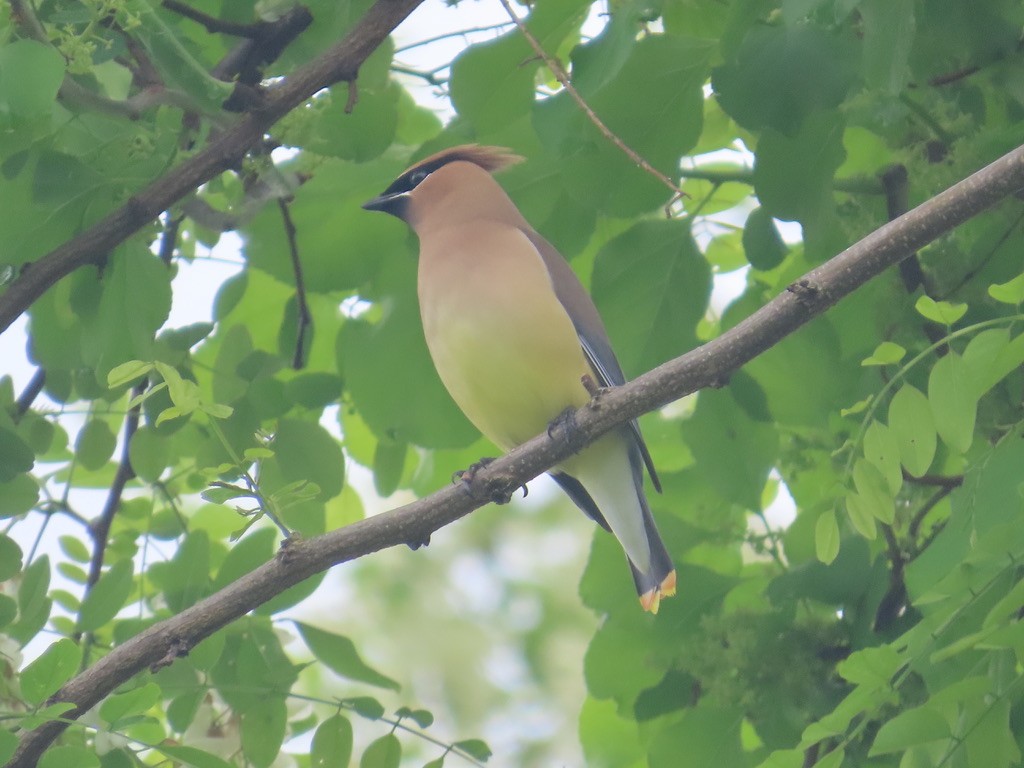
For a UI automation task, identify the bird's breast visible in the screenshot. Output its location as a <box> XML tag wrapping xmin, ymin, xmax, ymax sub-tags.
<box><xmin>417</xmin><ymin>225</ymin><xmax>592</xmax><ymax>449</ymax></box>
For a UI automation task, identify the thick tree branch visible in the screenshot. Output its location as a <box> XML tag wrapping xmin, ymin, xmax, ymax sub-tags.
<box><xmin>8</xmin><ymin>142</ymin><xmax>1024</xmax><ymax>768</ymax></box>
<box><xmin>0</xmin><ymin>0</ymin><xmax>426</xmax><ymax>337</ymax></box>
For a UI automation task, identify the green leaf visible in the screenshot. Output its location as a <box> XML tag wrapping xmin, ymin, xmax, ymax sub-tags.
<box><xmin>862</xmin><ymin>421</ymin><xmax>903</xmax><ymax>495</ymax></box>
<box><xmin>0</xmin><ymin>40</ymin><xmax>65</xmax><ymax>117</ymax></box>
<box><xmin>754</xmin><ymin>748</ymin><xmax>804</xmax><ymax>768</ymax></box>
<box><xmin>844</xmin><ymin>492</ymin><xmax>877</xmax><ymax>539</ymax></box>
<box><xmin>360</xmin><ymin>734</ymin><xmax>401</xmax><ymax>768</ymax></box>
<box><xmin>58</xmin><ymin>535</ymin><xmax>89</xmax><ymax>564</ymax></box>
<box><xmin>75</xmin><ymin>419</ymin><xmax>116</xmax><ymax>472</ymax></box>
<box><xmin>538</xmin><ymin>34</ymin><xmax>711</xmax><ymax>216</ymax></box>
<box><xmin>0</xmin><ymin>729</ymin><xmax>15</xmax><ymax>764</ymax></box>
<box><xmin>10</xmin><ymin>554</ymin><xmax>51</xmax><ymax>645</ymax></box>
<box><xmin>0</xmin><ymin>473</ymin><xmax>39</xmax><ymax>517</ymax></box>
<box><xmin>107</xmin><ymin>360</ymin><xmax>153</xmax><ymax>389</ymax></box>
<box><xmin>988</xmin><ymin>272</ymin><xmax>1024</xmax><ymax>304</ymax></box>
<box><xmin>128</xmin><ymin>426</ymin><xmax>168</xmax><ymax>483</ymax></box>
<box><xmin>648</xmin><ymin>706</ymin><xmax>745</xmax><ymax>768</ymax></box>
<box><xmin>269</xmin><ymin>419</ymin><xmax>344</xmax><ymax>501</ymax></box>
<box><xmin>311</xmin><ymin>714</ymin><xmax>353</xmax><ymax>768</ymax></box>
<box><xmin>888</xmin><ymin>384</ymin><xmax>937</xmax><ymax>477</ymax></box>
<box><xmin>742</xmin><ymin>207</ymin><xmax>787</xmax><ymax>270</ymax></box>
<box><xmin>860</xmin><ymin>0</ymin><xmax>916</xmax><ymax>94</ymax></box>
<box><xmin>450</xmin><ymin>32</ymin><xmax>538</xmax><ymax>134</ymax></box>
<box><xmin>836</xmin><ymin>644</ymin><xmax>902</xmax><ymax>687</ymax></box>
<box><xmin>914</xmin><ymin>295</ymin><xmax>967</xmax><ymax>325</ymax></box>
<box><xmin>240</xmin><ymin>697</ymin><xmax>288</xmax><ymax>768</ymax></box>
<box><xmin>815</xmin><ymin>510</ymin><xmax>840</xmax><ymax>564</ymax></box>
<box><xmin>964</xmin><ymin>329</ymin><xmax>1024</xmax><ymax>397</ymax></box>
<box><xmin>283</xmin><ymin>373</ymin><xmax>344</xmax><ymax>410</ymax></box>
<box><xmin>99</xmin><ymin>682</ymin><xmax>161</xmax><ymax>725</ymax></box>
<box><xmin>869</xmin><ymin>706</ymin><xmax>950</xmax><ymax>755</ymax></box>
<box><xmin>861</xmin><ymin>341</ymin><xmax>906</xmax><ymax>366</ymax></box>
<box><xmin>150</xmin><ymin>530</ymin><xmax>210</xmax><ymax>612</ymax></box>
<box><xmin>19</xmin><ymin>702</ymin><xmax>76</xmax><ymax>730</ymax></box>
<box><xmin>592</xmin><ymin>220</ymin><xmax>710</xmax><ymax>375</ymax></box>
<box><xmin>0</xmin><ymin>534</ymin><xmax>23</xmax><ymax>580</ymax></box>
<box><xmin>80</xmin><ymin>247</ymin><xmax>172</xmax><ymax>376</ymax></box>
<box><xmin>38</xmin><ymin>745</ymin><xmax>100</xmax><ymax>768</ymax></box>
<box><xmin>452</xmin><ymin>739</ymin><xmax>492</xmax><ymax>762</ymax></box>
<box><xmin>753</xmin><ymin>111</ymin><xmax>846</xmax><ymax>226</ymax></box>
<box><xmin>395</xmin><ymin>706</ymin><xmax>434</xmax><ymax>728</ymax></box>
<box><xmin>682</xmin><ymin>388</ymin><xmax>778</xmax><ymax>510</ymax></box>
<box><xmin>0</xmin><ymin>594</ymin><xmax>17</xmax><ymax>629</ymax></box>
<box><xmin>928</xmin><ymin>351</ymin><xmax>976</xmax><ymax>453</ymax></box>
<box><xmin>344</xmin><ymin>696</ymin><xmax>385</xmax><ymax>720</ymax></box>
<box><xmin>373</xmin><ymin>439</ymin><xmax>406</xmax><ymax>498</ymax></box>
<box><xmin>313</xmin><ymin>82</ymin><xmax>399</xmax><ymax>162</ymax></box>
<box><xmin>154</xmin><ymin>362</ymin><xmax>200</xmax><ymax>415</ymax></box>
<box><xmin>21</xmin><ymin>637</ymin><xmax>81</xmax><ymax>705</ymax></box>
<box><xmin>0</xmin><ymin>426</ymin><xmax>34</xmax><ymax>482</ymax></box>
<box><xmin>152</xmin><ymin>745</ymin><xmax>234</xmax><ymax>768</ymax></box>
<box><xmin>296</xmin><ymin>622</ymin><xmax>400</xmax><ymax>690</ymax></box>
<box><xmin>713</xmin><ymin>24</ymin><xmax>856</xmax><ymax>133</ymax></box>
<box><xmin>852</xmin><ymin>459</ymin><xmax>895</xmax><ymax>524</ymax></box>
<box><xmin>77</xmin><ymin>559</ymin><xmax>134</xmax><ymax>632</ymax></box>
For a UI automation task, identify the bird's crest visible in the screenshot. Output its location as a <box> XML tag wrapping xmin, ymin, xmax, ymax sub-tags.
<box><xmin>405</xmin><ymin>144</ymin><xmax>523</xmax><ymax>176</ymax></box>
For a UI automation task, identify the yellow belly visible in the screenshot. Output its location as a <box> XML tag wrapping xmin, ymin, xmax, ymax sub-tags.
<box><xmin>418</xmin><ymin>225</ymin><xmax>591</xmax><ymax>449</ymax></box>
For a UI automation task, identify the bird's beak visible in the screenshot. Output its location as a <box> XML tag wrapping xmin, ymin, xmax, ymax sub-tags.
<box><xmin>362</xmin><ymin>191</ymin><xmax>409</xmax><ymax>219</ymax></box>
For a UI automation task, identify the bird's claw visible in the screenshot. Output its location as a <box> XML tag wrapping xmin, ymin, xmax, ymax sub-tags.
<box><xmin>453</xmin><ymin>457</ymin><xmax>519</xmax><ymax>504</ymax></box>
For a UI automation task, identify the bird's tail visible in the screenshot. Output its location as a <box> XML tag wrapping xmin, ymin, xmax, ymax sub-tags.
<box><xmin>629</xmin><ymin>492</ymin><xmax>677</xmax><ymax>614</ymax></box>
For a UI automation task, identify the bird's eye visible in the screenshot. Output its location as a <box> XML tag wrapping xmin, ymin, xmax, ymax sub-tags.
<box><xmin>408</xmin><ymin>169</ymin><xmax>428</xmax><ymax>187</ymax></box>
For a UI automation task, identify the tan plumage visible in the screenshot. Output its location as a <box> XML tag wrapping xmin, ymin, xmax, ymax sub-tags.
<box><xmin>364</xmin><ymin>145</ymin><xmax>676</xmax><ymax>612</ymax></box>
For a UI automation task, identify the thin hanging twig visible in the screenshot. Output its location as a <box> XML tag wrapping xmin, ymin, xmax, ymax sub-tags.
<box><xmin>495</xmin><ymin>0</ymin><xmax>684</xmax><ymax>201</ymax></box>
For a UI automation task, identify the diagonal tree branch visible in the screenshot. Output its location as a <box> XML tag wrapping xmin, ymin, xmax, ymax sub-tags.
<box><xmin>8</xmin><ymin>141</ymin><xmax>1024</xmax><ymax>768</ymax></box>
<box><xmin>0</xmin><ymin>0</ymin><xmax>426</xmax><ymax>337</ymax></box>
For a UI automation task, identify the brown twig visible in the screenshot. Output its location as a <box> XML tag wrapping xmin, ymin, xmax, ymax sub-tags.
<box><xmin>0</xmin><ymin>0</ymin><xmax>426</xmax><ymax>337</ymax></box>
<box><xmin>345</xmin><ymin>79</ymin><xmax>360</xmax><ymax>113</ymax></box>
<box><xmin>12</xmin><ymin>369</ymin><xmax>46</xmax><ymax>422</ymax></box>
<box><xmin>928</xmin><ymin>65</ymin><xmax>981</xmax><ymax>87</ymax></box>
<box><xmin>901</xmin><ymin>469</ymin><xmax>964</xmax><ymax>490</ymax></box>
<box><xmin>880</xmin><ymin>164</ymin><xmax>926</xmax><ymax>294</ymax></box>
<box><xmin>9</xmin><ymin>139</ymin><xmax>1024</xmax><ymax>768</ymax></box>
<box><xmin>908</xmin><ymin>485</ymin><xmax>958</xmax><ymax>542</ymax></box>
<box><xmin>157</xmin><ymin>214</ymin><xmax>183</xmax><ymax>265</ymax></box>
<box><xmin>276</xmin><ymin>199</ymin><xmax>311</xmax><ymax>369</ymax></box>
<box><xmin>495</xmin><ymin>0</ymin><xmax>684</xmax><ymax>201</ymax></box>
<box><xmin>84</xmin><ymin>382</ymin><xmax>145</xmax><ymax>592</ymax></box>
<box><xmin>162</xmin><ymin>0</ymin><xmax>262</xmax><ymax>38</ymax></box>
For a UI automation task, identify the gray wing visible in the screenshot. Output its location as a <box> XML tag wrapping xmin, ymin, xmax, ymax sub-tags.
<box><xmin>523</xmin><ymin>229</ymin><xmax>662</xmax><ymax>493</ymax></box>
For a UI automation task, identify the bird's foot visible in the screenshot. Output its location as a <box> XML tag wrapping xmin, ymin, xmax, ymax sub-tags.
<box><xmin>547</xmin><ymin>406</ymin><xmax>587</xmax><ymax>454</ymax></box>
<box><xmin>453</xmin><ymin>458</ymin><xmax>519</xmax><ymax>504</ymax></box>
<box><xmin>407</xmin><ymin>532</ymin><xmax>432</xmax><ymax>551</ymax></box>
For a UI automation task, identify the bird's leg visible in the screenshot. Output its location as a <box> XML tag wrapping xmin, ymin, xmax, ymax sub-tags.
<box><xmin>453</xmin><ymin>458</ymin><xmax>519</xmax><ymax>504</ymax></box>
<box><xmin>581</xmin><ymin>373</ymin><xmax>601</xmax><ymax>397</ymax></box>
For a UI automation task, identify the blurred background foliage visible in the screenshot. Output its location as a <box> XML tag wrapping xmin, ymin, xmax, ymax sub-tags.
<box><xmin>2</xmin><ymin>0</ymin><xmax>1024</xmax><ymax>765</ymax></box>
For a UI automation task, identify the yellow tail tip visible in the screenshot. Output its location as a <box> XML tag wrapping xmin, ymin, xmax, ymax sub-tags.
<box><xmin>660</xmin><ymin>570</ymin><xmax>677</xmax><ymax>598</ymax></box>
<box><xmin>639</xmin><ymin>571</ymin><xmax>677</xmax><ymax>614</ymax></box>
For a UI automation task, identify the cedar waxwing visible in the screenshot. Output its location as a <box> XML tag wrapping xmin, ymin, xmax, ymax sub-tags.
<box><xmin>363</xmin><ymin>145</ymin><xmax>676</xmax><ymax>613</ymax></box>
